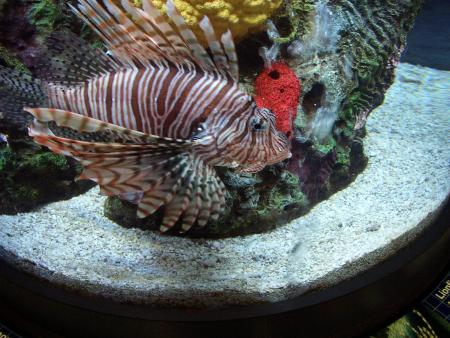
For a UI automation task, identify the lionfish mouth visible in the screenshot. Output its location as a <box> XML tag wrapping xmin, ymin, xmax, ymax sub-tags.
<box><xmin>267</xmin><ymin>149</ymin><xmax>292</xmax><ymax>165</ymax></box>
<box><xmin>266</xmin><ymin>132</ymin><xmax>292</xmax><ymax>165</ymax></box>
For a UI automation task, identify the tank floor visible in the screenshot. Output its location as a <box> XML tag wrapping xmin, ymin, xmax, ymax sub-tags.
<box><xmin>0</xmin><ymin>63</ymin><xmax>449</xmax><ymax>309</ymax></box>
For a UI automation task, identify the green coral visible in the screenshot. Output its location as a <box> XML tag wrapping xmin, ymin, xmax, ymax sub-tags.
<box><xmin>24</xmin><ymin>152</ymin><xmax>69</xmax><ymax>175</ymax></box>
<box><xmin>315</xmin><ymin>136</ymin><xmax>336</xmax><ymax>155</ymax></box>
<box><xmin>104</xmin><ymin>196</ymin><xmax>143</xmax><ymax>228</ymax></box>
<box><xmin>257</xmin><ymin>171</ymin><xmax>306</xmax><ymax>215</ymax></box>
<box><xmin>11</xmin><ymin>184</ymin><xmax>41</xmax><ymax>202</ymax></box>
<box><xmin>0</xmin><ymin>142</ymin><xmax>69</xmax><ymax>175</ymax></box>
<box><xmin>337</xmin><ymin>0</ymin><xmax>425</xmax><ymax>131</ymax></box>
<box><xmin>333</xmin><ymin>145</ymin><xmax>350</xmax><ymax>179</ymax></box>
<box><xmin>203</xmin><ymin>171</ymin><xmax>308</xmax><ymax>237</ymax></box>
<box><xmin>0</xmin><ymin>45</ymin><xmax>30</xmax><ymax>73</ymax></box>
<box><xmin>274</xmin><ymin>0</ymin><xmax>315</xmax><ymax>44</ymax></box>
<box><xmin>335</xmin><ymin>146</ymin><xmax>350</xmax><ymax>166</ymax></box>
<box><xmin>0</xmin><ymin>146</ymin><xmax>14</xmax><ymax>172</ymax></box>
<box><xmin>0</xmin><ymin>0</ymin><xmax>7</xmax><ymax>14</ymax></box>
<box><xmin>28</xmin><ymin>0</ymin><xmax>69</xmax><ymax>36</ymax></box>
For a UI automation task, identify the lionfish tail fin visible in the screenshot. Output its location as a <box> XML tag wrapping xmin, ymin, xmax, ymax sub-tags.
<box><xmin>70</xmin><ymin>0</ymin><xmax>239</xmax><ymax>81</ymax></box>
<box><xmin>27</xmin><ymin>107</ymin><xmax>225</xmax><ymax>232</ymax></box>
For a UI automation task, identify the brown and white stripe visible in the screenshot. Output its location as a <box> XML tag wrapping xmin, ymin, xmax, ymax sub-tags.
<box><xmin>47</xmin><ymin>63</ymin><xmax>246</xmax><ymax>140</ymax></box>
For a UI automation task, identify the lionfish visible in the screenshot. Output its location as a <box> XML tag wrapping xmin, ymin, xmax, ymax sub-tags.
<box><xmin>0</xmin><ymin>0</ymin><xmax>290</xmax><ymax>232</ymax></box>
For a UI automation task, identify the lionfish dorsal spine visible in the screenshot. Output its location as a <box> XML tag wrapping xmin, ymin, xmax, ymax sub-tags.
<box><xmin>70</xmin><ymin>0</ymin><xmax>238</xmax><ymax>81</ymax></box>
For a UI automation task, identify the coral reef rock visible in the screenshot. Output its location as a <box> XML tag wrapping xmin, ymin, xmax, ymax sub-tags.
<box><xmin>279</xmin><ymin>0</ymin><xmax>424</xmax><ymax>212</ymax></box>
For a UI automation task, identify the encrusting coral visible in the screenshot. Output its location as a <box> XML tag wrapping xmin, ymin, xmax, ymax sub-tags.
<box><xmin>254</xmin><ymin>62</ymin><xmax>301</xmax><ymax>137</ymax></box>
<box><xmin>115</xmin><ymin>0</ymin><xmax>283</xmax><ymax>44</ymax></box>
<box><xmin>254</xmin><ymin>20</ymin><xmax>301</xmax><ymax>137</ymax></box>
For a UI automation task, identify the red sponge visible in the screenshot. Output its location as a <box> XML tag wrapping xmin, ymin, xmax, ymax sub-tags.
<box><xmin>254</xmin><ymin>61</ymin><xmax>301</xmax><ymax>136</ymax></box>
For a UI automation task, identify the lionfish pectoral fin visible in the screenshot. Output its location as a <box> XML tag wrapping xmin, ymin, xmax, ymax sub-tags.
<box><xmin>70</xmin><ymin>0</ymin><xmax>239</xmax><ymax>81</ymax></box>
<box><xmin>25</xmin><ymin>107</ymin><xmax>191</xmax><ymax>146</ymax></box>
<box><xmin>28</xmin><ymin>119</ymin><xmax>56</xmax><ymax>138</ymax></box>
<box><xmin>137</xmin><ymin>156</ymin><xmax>226</xmax><ymax>233</ymax></box>
<box><xmin>26</xmin><ymin>107</ymin><xmax>225</xmax><ymax>232</ymax></box>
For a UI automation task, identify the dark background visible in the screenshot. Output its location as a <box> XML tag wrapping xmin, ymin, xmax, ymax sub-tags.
<box><xmin>401</xmin><ymin>0</ymin><xmax>450</xmax><ymax>70</ymax></box>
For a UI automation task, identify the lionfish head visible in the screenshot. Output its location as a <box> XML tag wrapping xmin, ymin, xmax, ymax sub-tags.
<box><xmin>234</xmin><ymin>106</ymin><xmax>291</xmax><ymax>173</ymax></box>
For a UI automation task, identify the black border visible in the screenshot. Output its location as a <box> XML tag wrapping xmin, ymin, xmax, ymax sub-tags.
<box><xmin>0</xmin><ymin>198</ymin><xmax>448</xmax><ymax>337</ymax></box>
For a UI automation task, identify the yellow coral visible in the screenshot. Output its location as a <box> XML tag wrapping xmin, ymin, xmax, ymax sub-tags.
<box><xmin>117</xmin><ymin>0</ymin><xmax>283</xmax><ymax>44</ymax></box>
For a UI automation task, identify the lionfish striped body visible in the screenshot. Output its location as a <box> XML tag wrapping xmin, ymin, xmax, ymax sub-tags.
<box><xmin>47</xmin><ymin>61</ymin><xmax>242</xmax><ymax>141</ymax></box>
<box><xmin>14</xmin><ymin>0</ymin><xmax>290</xmax><ymax>232</ymax></box>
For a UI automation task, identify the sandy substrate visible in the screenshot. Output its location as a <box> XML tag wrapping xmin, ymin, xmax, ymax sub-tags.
<box><xmin>0</xmin><ymin>63</ymin><xmax>449</xmax><ymax>308</ymax></box>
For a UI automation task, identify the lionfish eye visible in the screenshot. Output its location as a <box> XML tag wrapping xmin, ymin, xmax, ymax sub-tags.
<box><xmin>191</xmin><ymin>122</ymin><xmax>208</xmax><ymax>140</ymax></box>
<box><xmin>251</xmin><ymin>117</ymin><xmax>267</xmax><ymax>132</ymax></box>
<box><xmin>197</xmin><ymin>123</ymin><xmax>206</xmax><ymax>132</ymax></box>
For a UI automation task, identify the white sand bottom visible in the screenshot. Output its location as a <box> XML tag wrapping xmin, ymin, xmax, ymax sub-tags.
<box><xmin>0</xmin><ymin>63</ymin><xmax>449</xmax><ymax>308</ymax></box>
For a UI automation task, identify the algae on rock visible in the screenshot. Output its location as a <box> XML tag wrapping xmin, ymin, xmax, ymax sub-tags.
<box><xmin>272</xmin><ymin>0</ymin><xmax>315</xmax><ymax>44</ymax></box>
<box><xmin>0</xmin><ymin>139</ymin><xmax>94</xmax><ymax>214</ymax></box>
<box><xmin>28</xmin><ymin>0</ymin><xmax>70</xmax><ymax>36</ymax></box>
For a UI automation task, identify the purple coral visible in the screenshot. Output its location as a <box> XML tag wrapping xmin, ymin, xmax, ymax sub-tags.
<box><xmin>0</xmin><ymin>1</ymin><xmax>41</xmax><ymax>70</ymax></box>
<box><xmin>288</xmin><ymin>141</ymin><xmax>336</xmax><ymax>202</ymax></box>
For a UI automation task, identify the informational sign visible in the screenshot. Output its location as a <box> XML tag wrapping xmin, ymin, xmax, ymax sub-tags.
<box><xmin>0</xmin><ymin>322</ymin><xmax>21</xmax><ymax>338</ymax></box>
<box><xmin>423</xmin><ymin>272</ymin><xmax>450</xmax><ymax>323</ymax></box>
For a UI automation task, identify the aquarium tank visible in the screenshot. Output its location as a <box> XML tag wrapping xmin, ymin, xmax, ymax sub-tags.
<box><xmin>0</xmin><ymin>0</ymin><xmax>448</xmax><ymax>337</ymax></box>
